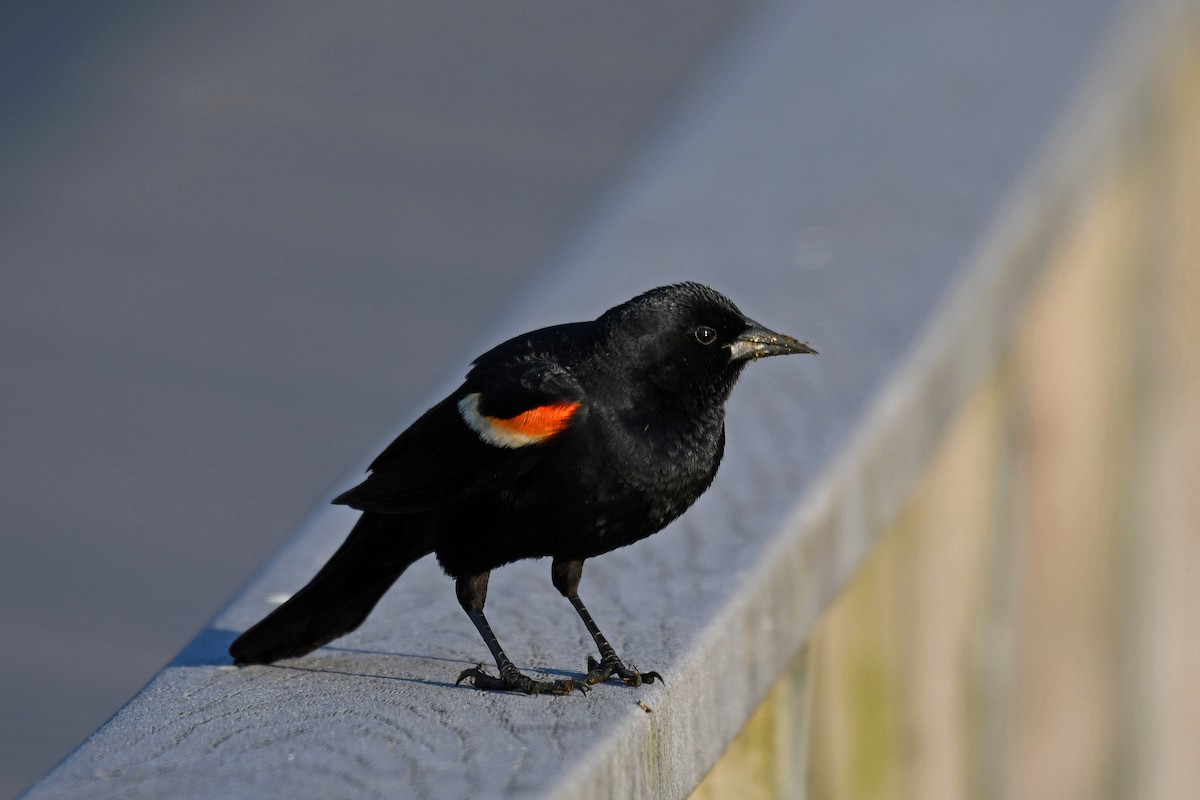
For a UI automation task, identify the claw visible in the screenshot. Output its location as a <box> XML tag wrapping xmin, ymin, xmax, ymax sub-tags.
<box><xmin>456</xmin><ymin>663</ymin><xmax>489</xmax><ymax>686</ymax></box>
<box><xmin>584</xmin><ymin>654</ymin><xmax>662</xmax><ymax>687</ymax></box>
<box><xmin>456</xmin><ymin>664</ymin><xmax>587</xmax><ymax>696</ymax></box>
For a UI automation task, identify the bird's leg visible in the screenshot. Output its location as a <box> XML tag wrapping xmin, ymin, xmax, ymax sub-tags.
<box><xmin>551</xmin><ymin>558</ymin><xmax>662</xmax><ymax>687</ymax></box>
<box><xmin>453</xmin><ymin>572</ymin><xmax>586</xmax><ymax>696</ymax></box>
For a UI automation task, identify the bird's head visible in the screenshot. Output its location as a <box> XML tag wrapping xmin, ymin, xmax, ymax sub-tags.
<box><xmin>592</xmin><ymin>282</ymin><xmax>815</xmax><ymax>411</ymax></box>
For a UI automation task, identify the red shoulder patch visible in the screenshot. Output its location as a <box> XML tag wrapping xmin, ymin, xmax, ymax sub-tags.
<box><xmin>487</xmin><ymin>402</ymin><xmax>581</xmax><ymax>440</ymax></box>
<box><xmin>458</xmin><ymin>393</ymin><xmax>581</xmax><ymax>448</ymax></box>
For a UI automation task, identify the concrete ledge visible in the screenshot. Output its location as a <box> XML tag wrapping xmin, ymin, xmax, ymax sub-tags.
<box><xmin>23</xmin><ymin>0</ymin><xmax>1168</xmax><ymax>796</ymax></box>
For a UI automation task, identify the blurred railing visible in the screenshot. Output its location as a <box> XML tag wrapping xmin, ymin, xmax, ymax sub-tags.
<box><xmin>21</xmin><ymin>1</ymin><xmax>1199</xmax><ymax>798</ymax></box>
<box><xmin>695</xmin><ymin>3</ymin><xmax>1200</xmax><ymax>797</ymax></box>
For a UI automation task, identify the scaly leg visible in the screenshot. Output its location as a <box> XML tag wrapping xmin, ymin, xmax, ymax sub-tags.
<box><xmin>454</xmin><ymin>572</ymin><xmax>586</xmax><ymax>696</ymax></box>
<box><xmin>551</xmin><ymin>559</ymin><xmax>662</xmax><ymax>687</ymax></box>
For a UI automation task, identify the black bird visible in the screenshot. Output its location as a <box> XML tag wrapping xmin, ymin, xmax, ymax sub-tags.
<box><xmin>229</xmin><ymin>283</ymin><xmax>815</xmax><ymax>694</ymax></box>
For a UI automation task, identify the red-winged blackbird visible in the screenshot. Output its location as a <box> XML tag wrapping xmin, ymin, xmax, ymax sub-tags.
<box><xmin>229</xmin><ymin>283</ymin><xmax>815</xmax><ymax>694</ymax></box>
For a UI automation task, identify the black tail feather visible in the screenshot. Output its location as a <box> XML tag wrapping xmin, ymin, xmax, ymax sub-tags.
<box><xmin>229</xmin><ymin>513</ymin><xmax>430</xmax><ymax>665</ymax></box>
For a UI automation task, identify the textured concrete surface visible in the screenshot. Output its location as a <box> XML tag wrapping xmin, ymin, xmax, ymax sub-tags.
<box><xmin>12</xmin><ymin>0</ymin><xmax>1129</xmax><ymax>797</ymax></box>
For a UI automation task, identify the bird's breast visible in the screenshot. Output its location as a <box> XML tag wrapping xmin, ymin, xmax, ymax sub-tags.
<box><xmin>431</xmin><ymin>408</ymin><xmax>725</xmax><ymax>576</ymax></box>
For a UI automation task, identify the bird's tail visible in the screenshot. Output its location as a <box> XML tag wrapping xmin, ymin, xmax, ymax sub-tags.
<box><xmin>229</xmin><ymin>512</ymin><xmax>430</xmax><ymax>665</ymax></box>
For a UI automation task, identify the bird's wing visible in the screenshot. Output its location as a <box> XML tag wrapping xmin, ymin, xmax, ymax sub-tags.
<box><xmin>332</xmin><ymin>359</ymin><xmax>587</xmax><ymax>514</ymax></box>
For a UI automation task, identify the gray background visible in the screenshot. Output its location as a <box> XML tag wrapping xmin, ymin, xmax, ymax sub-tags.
<box><xmin>0</xmin><ymin>3</ymin><xmax>750</xmax><ymax>796</ymax></box>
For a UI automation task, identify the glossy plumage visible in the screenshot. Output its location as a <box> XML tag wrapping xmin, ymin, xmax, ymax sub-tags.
<box><xmin>229</xmin><ymin>283</ymin><xmax>814</xmax><ymax>694</ymax></box>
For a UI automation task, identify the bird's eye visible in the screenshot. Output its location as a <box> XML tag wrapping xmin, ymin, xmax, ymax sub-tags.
<box><xmin>694</xmin><ymin>325</ymin><xmax>718</xmax><ymax>345</ymax></box>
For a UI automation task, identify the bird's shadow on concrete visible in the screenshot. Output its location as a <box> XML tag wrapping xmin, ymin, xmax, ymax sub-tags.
<box><xmin>172</xmin><ymin>627</ymin><xmax>239</xmax><ymax>668</ymax></box>
<box><xmin>173</xmin><ymin>629</ymin><xmax>594</xmax><ymax>691</ymax></box>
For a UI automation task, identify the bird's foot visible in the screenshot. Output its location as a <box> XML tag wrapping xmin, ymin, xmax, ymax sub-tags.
<box><xmin>456</xmin><ymin>663</ymin><xmax>588</xmax><ymax>696</ymax></box>
<box><xmin>584</xmin><ymin>654</ymin><xmax>662</xmax><ymax>687</ymax></box>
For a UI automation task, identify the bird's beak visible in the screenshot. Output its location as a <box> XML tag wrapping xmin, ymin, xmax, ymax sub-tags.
<box><xmin>729</xmin><ymin>319</ymin><xmax>817</xmax><ymax>362</ymax></box>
